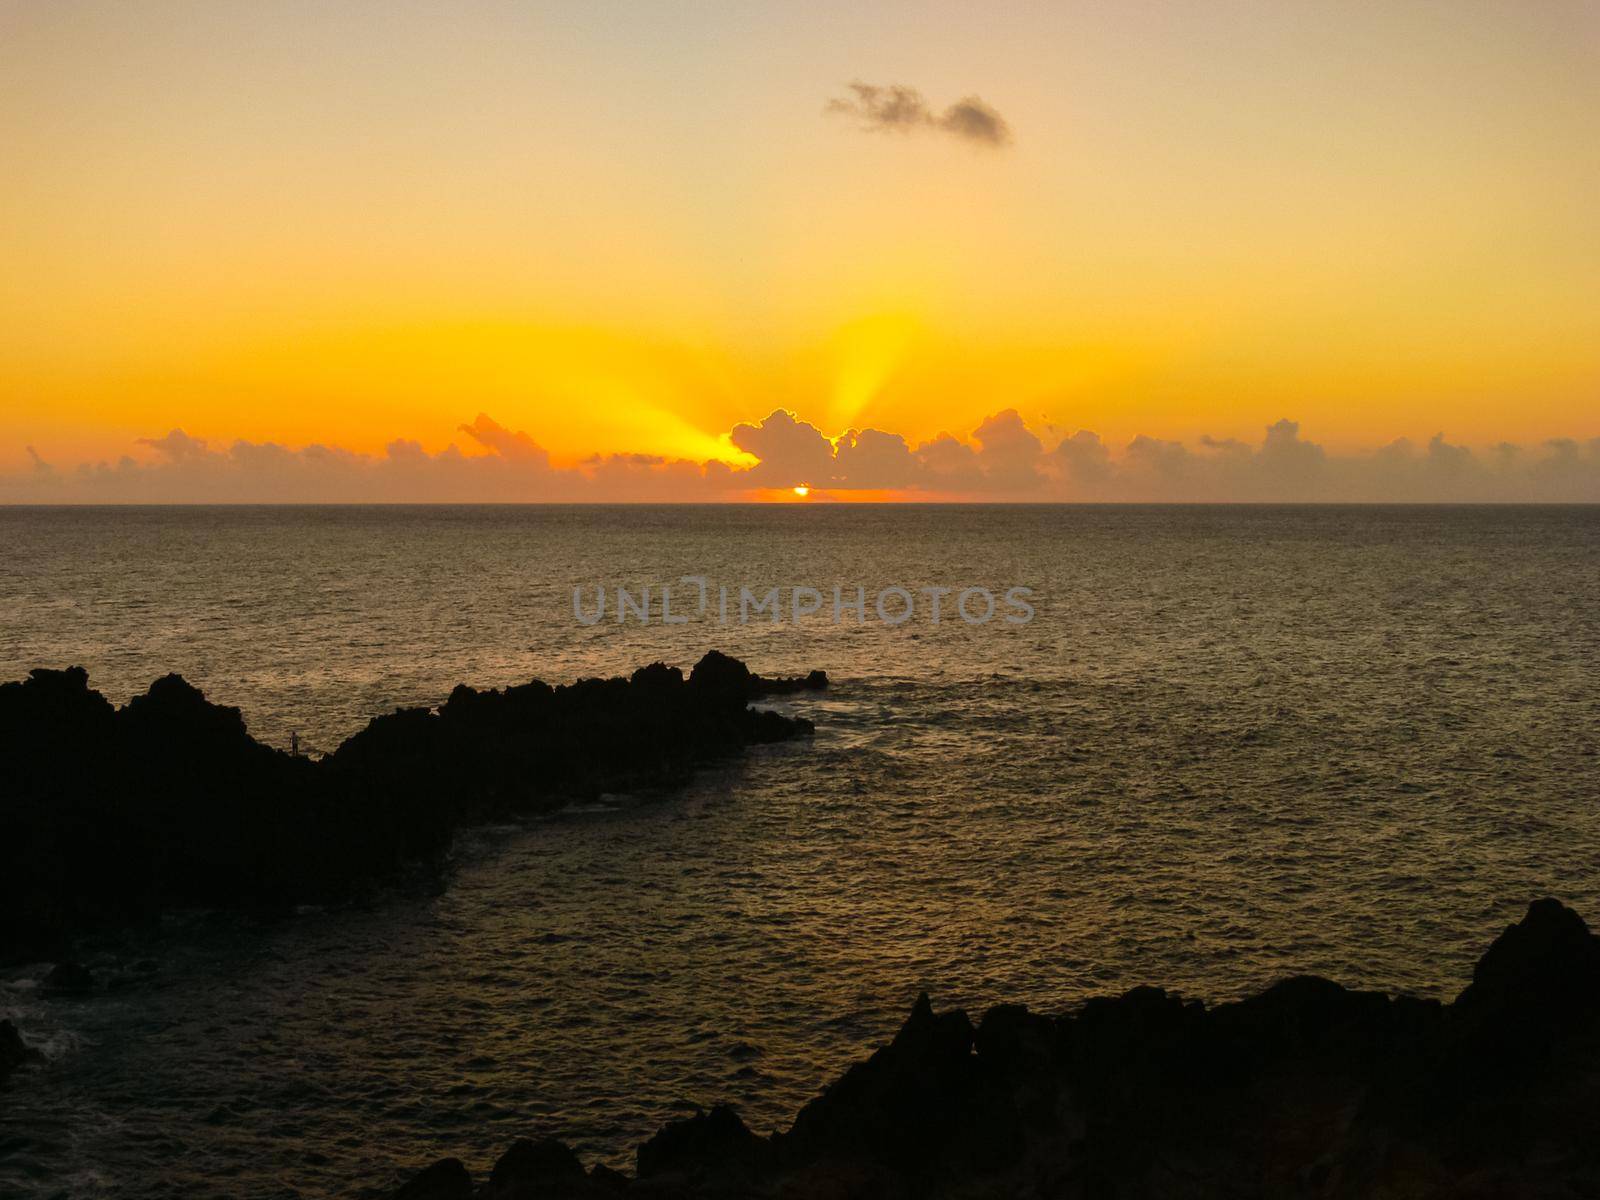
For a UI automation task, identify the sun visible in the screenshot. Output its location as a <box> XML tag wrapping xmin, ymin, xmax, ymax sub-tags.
<box><xmin>792</xmin><ymin>485</ymin><xmax>810</xmax><ymax>497</ymax></box>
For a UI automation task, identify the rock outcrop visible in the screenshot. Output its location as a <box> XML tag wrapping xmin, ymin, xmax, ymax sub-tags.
<box><xmin>0</xmin><ymin>654</ymin><xmax>819</xmax><ymax>964</ymax></box>
<box><xmin>41</xmin><ymin>961</ymin><xmax>94</xmax><ymax>994</ymax></box>
<box><xmin>0</xmin><ymin>1018</ymin><xmax>42</xmax><ymax>1082</ymax></box>
<box><xmin>391</xmin><ymin>1158</ymin><xmax>473</xmax><ymax>1200</ymax></box>
<box><xmin>748</xmin><ymin>668</ymin><xmax>829</xmax><ymax>698</ymax></box>
<box><xmin>386</xmin><ymin>898</ymin><xmax>1600</xmax><ymax>1199</ymax></box>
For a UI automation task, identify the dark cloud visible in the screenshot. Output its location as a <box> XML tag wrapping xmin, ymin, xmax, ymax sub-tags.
<box><xmin>826</xmin><ymin>81</ymin><xmax>1012</xmax><ymax>147</ymax></box>
<box><xmin>833</xmin><ymin>428</ymin><xmax>919</xmax><ymax>488</ymax></box>
<box><xmin>938</xmin><ymin>96</ymin><xmax>1011</xmax><ymax>146</ymax></box>
<box><xmin>728</xmin><ymin>410</ymin><xmax>837</xmax><ymax>487</ymax></box>
<box><xmin>826</xmin><ymin>83</ymin><xmax>930</xmax><ymax>133</ymax></box>
<box><xmin>913</xmin><ymin>431</ymin><xmax>983</xmax><ymax>489</ymax></box>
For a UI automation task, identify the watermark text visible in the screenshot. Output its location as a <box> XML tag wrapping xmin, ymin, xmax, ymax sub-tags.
<box><xmin>572</xmin><ymin>578</ymin><xmax>1036</xmax><ymax>626</ymax></box>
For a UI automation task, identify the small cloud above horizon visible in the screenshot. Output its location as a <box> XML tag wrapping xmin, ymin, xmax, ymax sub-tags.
<box><xmin>825</xmin><ymin>82</ymin><xmax>1012</xmax><ymax>147</ymax></box>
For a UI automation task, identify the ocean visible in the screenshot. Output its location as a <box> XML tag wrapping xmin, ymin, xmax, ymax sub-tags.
<box><xmin>2</xmin><ymin>504</ymin><xmax>1597</xmax><ymax>1198</ymax></box>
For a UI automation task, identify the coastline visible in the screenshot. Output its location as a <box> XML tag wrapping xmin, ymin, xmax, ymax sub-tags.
<box><xmin>0</xmin><ymin>653</ymin><xmax>824</xmax><ymax>966</ymax></box>
<box><xmin>384</xmin><ymin>898</ymin><xmax>1600</xmax><ymax>1199</ymax></box>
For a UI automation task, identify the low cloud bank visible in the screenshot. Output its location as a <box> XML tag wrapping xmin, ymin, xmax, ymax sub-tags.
<box><xmin>7</xmin><ymin>413</ymin><xmax>1600</xmax><ymax>503</ymax></box>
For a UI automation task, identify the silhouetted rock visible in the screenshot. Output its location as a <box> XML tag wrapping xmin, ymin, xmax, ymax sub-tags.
<box><xmin>393</xmin><ymin>898</ymin><xmax>1600</xmax><ymax>1199</ymax></box>
<box><xmin>628</xmin><ymin>663</ymin><xmax>684</xmax><ymax>695</ymax></box>
<box><xmin>748</xmin><ymin>668</ymin><xmax>829</xmax><ymax>697</ymax></box>
<box><xmin>586</xmin><ymin>1164</ymin><xmax>631</xmax><ymax>1195</ymax></box>
<box><xmin>686</xmin><ymin>651</ymin><xmax>752</xmax><ymax>705</ymax></box>
<box><xmin>684</xmin><ymin>652</ymin><xmax>827</xmax><ymax>703</ymax></box>
<box><xmin>1456</xmin><ymin>895</ymin><xmax>1600</xmax><ymax>1020</ymax></box>
<box><xmin>489</xmin><ymin>1137</ymin><xmax>588</xmax><ymax>1197</ymax></box>
<box><xmin>42</xmin><ymin>961</ymin><xmax>94</xmax><ymax>994</ymax></box>
<box><xmin>389</xmin><ymin>1157</ymin><xmax>472</xmax><ymax>1200</ymax></box>
<box><xmin>0</xmin><ymin>1018</ymin><xmax>42</xmax><ymax>1081</ymax></box>
<box><xmin>0</xmin><ymin>667</ymin><xmax>127</xmax><ymax>960</ymax></box>
<box><xmin>637</xmin><ymin>1105</ymin><xmax>770</xmax><ymax>1185</ymax></box>
<box><xmin>776</xmin><ymin>992</ymin><xmax>1028</xmax><ymax>1186</ymax></box>
<box><xmin>0</xmin><ymin>655</ymin><xmax>820</xmax><ymax>964</ymax></box>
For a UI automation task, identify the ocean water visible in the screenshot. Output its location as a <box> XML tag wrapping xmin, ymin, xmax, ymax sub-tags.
<box><xmin>1</xmin><ymin>504</ymin><xmax>1597</xmax><ymax>1198</ymax></box>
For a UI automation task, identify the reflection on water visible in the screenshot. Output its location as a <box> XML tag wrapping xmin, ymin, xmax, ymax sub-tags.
<box><xmin>1</xmin><ymin>505</ymin><xmax>1597</xmax><ymax>1197</ymax></box>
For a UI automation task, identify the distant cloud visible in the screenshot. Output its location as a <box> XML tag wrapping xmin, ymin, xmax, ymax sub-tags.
<box><xmin>971</xmin><ymin>409</ymin><xmax>1044</xmax><ymax>489</ymax></box>
<box><xmin>458</xmin><ymin>413</ymin><xmax>551</xmax><ymax>466</ymax></box>
<box><xmin>833</xmin><ymin>428</ymin><xmax>919</xmax><ymax>489</ymax></box>
<box><xmin>5</xmin><ymin>412</ymin><xmax>1600</xmax><ymax>503</ymax></box>
<box><xmin>1053</xmin><ymin>430</ymin><xmax>1113</xmax><ymax>488</ymax></box>
<box><xmin>826</xmin><ymin>82</ymin><xmax>1012</xmax><ymax>147</ymax></box>
<box><xmin>136</xmin><ymin>428</ymin><xmax>211</xmax><ymax>463</ymax></box>
<box><xmin>728</xmin><ymin>410</ymin><xmax>838</xmax><ymax>487</ymax></box>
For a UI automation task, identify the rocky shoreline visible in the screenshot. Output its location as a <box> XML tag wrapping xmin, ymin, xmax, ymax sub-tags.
<box><xmin>385</xmin><ymin>898</ymin><xmax>1600</xmax><ymax>1199</ymax></box>
<box><xmin>0</xmin><ymin>652</ymin><xmax>823</xmax><ymax>965</ymax></box>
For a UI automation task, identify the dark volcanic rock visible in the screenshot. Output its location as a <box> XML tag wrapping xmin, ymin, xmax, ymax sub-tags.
<box><xmin>586</xmin><ymin>1164</ymin><xmax>631</xmax><ymax>1194</ymax></box>
<box><xmin>0</xmin><ymin>654</ymin><xmax>819</xmax><ymax>964</ymax></box>
<box><xmin>1456</xmin><ymin>895</ymin><xmax>1600</xmax><ymax>1020</ymax></box>
<box><xmin>778</xmin><ymin>992</ymin><xmax>1024</xmax><ymax>1181</ymax></box>
<box><xmin>0</xmin><ymin>667</ymin><xmax>130</xmax><ymax>960</ymax></box>
<box><xmin>748</xmin><ymin>668</ymin><xmax>829</xmax><ymax>697</ymax></box>
<box><xmin>0</xmin><ymin>1018</ymin><xmax>43</xmax><ymax>1081</ymax></box>
<box><xmin>390</xmin><ymin>1157</ymin><xmax>472</xmax><ymax>1200</ymax></box>
<box><xmin>42</xmin><ymin>961</ymin><xmax>94</xmax><ymax>994</ymax></box>
<box><xmin>690</xmin><ymin>651</ymin><xmax>828</xmax><ymax>702</ymax></box>
<box><xmin>686</xmin><ymin>650</ymin><xmax>753</xmax><ymax>704</ymax></box>
<box><xmin>489</xmin><ymin>1137</ymin><xmax>588</xmax><ymax>1197</ymax></box>
<box><xmin>637</xmin><ymin>1105</ymin><xmax>771</xmax><ymax>1186</ymax></box>
<box><xmin>397</xmin><ymin>898</ymin><xmax>1600</xmax><ymax>1200</ymax></box>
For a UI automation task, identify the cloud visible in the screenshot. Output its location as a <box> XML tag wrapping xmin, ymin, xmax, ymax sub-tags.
<box><xmin>728</xmin><ymin>410</ymin><xmax>838</xmax><ymax>487</ymax></box>
<box><xmin>14</xmin><ymin>413</ymin><xmax>785</xmax><ymax>503</ymax></box>
<box><xmin>458</xmin><ymin>413</ymin><xmax>551</xmax><ymax>466</ymax></box>
<box><xmin>971</xmin><ymin>409</ymin><xmax>1044</xmax><ymax>490</ymax></box>
<box><xmin>5</xmin><ymin>413</ymin><xmax>1600</xmax><ymax>503</ymax></box>
<box><xmin>833</xmin><ymin>428</ymin><xmax>919</xmax><ymax>489</ymax></box>
<box><xmin>725</xmin><ymin>409</ymin><xmax>1044</xmax><ymax>493</ymax></box>
<box><xmin>1051</xmin><ymin>430</ymin><xmax>1113</xmax><ymax>487</ymax></box>
<box><xmin>826</xmin><ymin>82</ymin><xmax>1012</xmax><ymax>147</ymax></box>
<box><xmin>826</xmin><ymin>83</ymin><xmax>930</xmax><ymax>133</ymax></box>
<box><xmin>912</xmin><ymin>432</ymin><xmax>982</xmax><ymax>490</ymax></box>
<box><xmin>938</xmin><ymin>96</ymin><xmax>1011</xmax><ymax>147</ymax></box>
<box><xmin>137</xmin><ymin>428</ymin><xmax>211</xmax><ymax>463</ymax></box>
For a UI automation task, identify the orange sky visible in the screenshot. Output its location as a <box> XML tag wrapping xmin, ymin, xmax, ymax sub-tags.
<box><xmin>2</xmin><ymin>0</ymin><xmax>1597</xmax><ymax>489</ymax></box>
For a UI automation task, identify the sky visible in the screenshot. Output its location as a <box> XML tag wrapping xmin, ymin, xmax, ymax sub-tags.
<box><xmin>2</xmin><ymin>0</ymin><xmax>1598</xmax><ymax>500</ymax></box>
